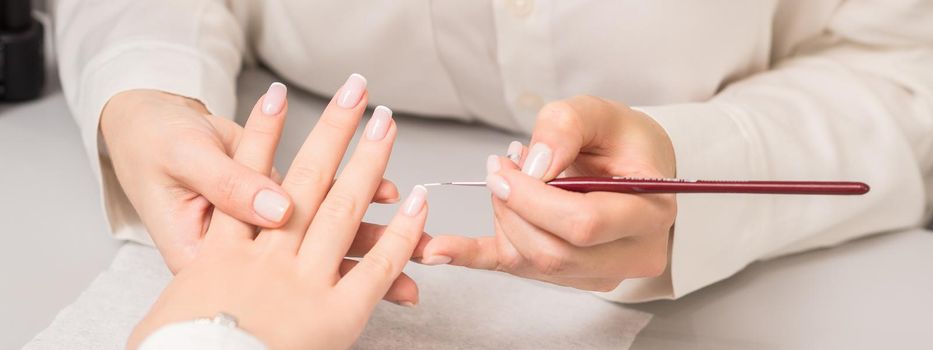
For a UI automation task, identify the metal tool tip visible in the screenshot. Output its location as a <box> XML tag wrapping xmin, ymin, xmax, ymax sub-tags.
<box><xmin>422</xmin><ymin>183</ymin><xmax>444</xmax><ymax>187</ymax></box>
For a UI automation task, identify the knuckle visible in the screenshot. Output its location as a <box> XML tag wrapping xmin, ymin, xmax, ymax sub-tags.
<box><xmin>245</xmin><ymin>120</ymin><xmax>279</xmax><ymax>140</ymax></box>
<box><xmin>539</xmin><ymin>100</ymin><xmax>584</xmax><ymax>133</ymax></box>
<box><xmin>215</xmin><ymin>172</ymin><xmax>246</xmax><ymax>204</ymax></box>
<box><xmin>285</xmin><ymin>165</ymin><xmax>328</xmax><ymax>187</ymax></box>
<box><xmin>319</xmin><ymin>113</ymin><xmax>360</xmax><ymax>132</ymax></box>
<box><xmin>362</xmin><ymin>251</ymin><xmax>396</xmax><ymax>279</ymax></box>
<box><xmin>530</xmin><ymin>250</ymin><xmax>566</xmax><ymax>276</ymax></box>
<box><xmin>382</xmin><ymin>225</ymin><xmax>418</xmax><ymax>249</ymax></box>
<box><xmin>320</xmin><ymin>192</ymin><xmax>358</xmax><ymax>220</ymax></box>
<box><xmin>496</xmin><ymin>250</ymin><xmax>525</xmax><ymax>272</ymax></box>
<box><xmin>567</xmin><ymin>211</ymin><xmax>598</xmax><ymax>246</ymax></box>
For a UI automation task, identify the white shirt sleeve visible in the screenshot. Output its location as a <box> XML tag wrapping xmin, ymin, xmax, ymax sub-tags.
<box><xmin>139</xmin><ymin>321</ymin><xmax>268</xmax><ymax>350</ymax></box>
<box><xmin>603</xmin><ymin>0</ymin><xmax>933</xmax><ymax>302</ymax></box>
<box><xmin>53</xmin><ymin>0</ymin><xmax>245</xmax><ymax>244</ymax></box>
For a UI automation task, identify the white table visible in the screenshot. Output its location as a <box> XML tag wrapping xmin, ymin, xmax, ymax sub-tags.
<box><xmin>2</xmin><ymin>68</ymin><xmax>931</xmax><ymax>349</ymax></box>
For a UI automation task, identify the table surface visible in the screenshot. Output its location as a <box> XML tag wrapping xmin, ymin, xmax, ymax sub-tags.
<box><xmin>2</xmin><ymin>68</ymin><xmax>931</xmax><ymax>349</ymax></box>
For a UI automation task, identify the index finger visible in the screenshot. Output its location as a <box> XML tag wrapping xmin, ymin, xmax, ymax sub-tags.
<box><xmin>524</xmin><ymin>96</ymin><xmax>622</xmax><ymax>180</ymax></box>
<box><xmin>492</xmin><ymin>156</ymin><xmax>673</xmax><ymax>247</ymax></box>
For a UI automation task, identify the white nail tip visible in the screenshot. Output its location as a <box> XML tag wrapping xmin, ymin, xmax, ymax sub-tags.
<box><xmin>522</xmin><ymin>143</ymin><xmax>552</xmax><ymax>179</ymax></box>
<box><xmin>402</xmin><ymin>185</ymin><xmax>428</xmax><ymax>216</ymax></box>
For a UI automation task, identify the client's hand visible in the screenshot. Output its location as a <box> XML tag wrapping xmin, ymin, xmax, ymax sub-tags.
<box><xmin>423</xmin><ymin>96</ymin><xmax>677</xmax><ymax>292</ymax></box>
<box><xmin>100</xmin><ymin>74</ymin><xmax>399</xmax><ymax>273</ymax></box>
<box><xmin>129</xmin><ymin>82</ymin><xmax>428</xmax><ymax>349</ymax></box>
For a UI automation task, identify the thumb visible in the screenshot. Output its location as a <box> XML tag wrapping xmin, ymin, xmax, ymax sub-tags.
<box><xmin>524</xmin><ymin>96</ymin><xmax>622</xmax><ymax>180</ymax></box>
<box><xmin>173</xmin><ymin>145</ymin><xmax>293</xmax><ymax>228</ymax></box>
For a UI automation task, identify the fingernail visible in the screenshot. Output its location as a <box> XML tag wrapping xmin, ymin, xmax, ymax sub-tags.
<box><xmin>486</xmin><ymin>155</ymin><xmax>500</xmax><ymax>175</ymax></box>
<box><xmin>506</xmin><ymin>141</ymin><xmax>522</xmax><ymax>164</ymax></box>
<box><xmin>337</xmin><ymin>73</ymin><xmax>367</xmax><ymax>109</ymax></box>
<box><xmin>254</xmin><ymin>189</ymin><xmax>290</xmax><ymax>222</ymax></box>
<box><xmin>522</xmin><ymin>143</ymin><xmax>552</xmax><ymax>179</ymax></box>
<box><xmin>261</xmin><ymin>82</ymin><xmax>287</xmax><ymax>115</ymax></box>
<box><xmin>485</xmin><ymin>173</ymin><xmax>511</xmax><ymax>200</ymax></box>
<box><xmin>395</xmin><ymin>301</ymin><xmax>417</xmax><ymax>308</ymax></box>
<box><xmin>420</xmin><ymin>255</ymin><xmax>452</xmax><ymax>265</ymax></box>
<box><xmin>365</xmin><ymin>106</ymin><xmax>393</xmax><ymax>141</ymax></box>
<box><xmin>402</xmin><ymin>185</ymin><xmax>428</xmax><ymax>216</ymax></box>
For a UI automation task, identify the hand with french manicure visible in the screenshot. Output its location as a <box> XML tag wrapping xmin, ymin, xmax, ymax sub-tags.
<box><xmin>422</xmin><ymin>96</ymin><xmax>678</xmax><ymax>292</ymax></box>
<box><xmin>130</xmin><ymin>77</ymin><xmax>429</xmax><ymax>349</ymax></box>
<box><xmin>100</xmin><ymin>77</ymin><xmax>401</xmax><ymax>274</ymax></box>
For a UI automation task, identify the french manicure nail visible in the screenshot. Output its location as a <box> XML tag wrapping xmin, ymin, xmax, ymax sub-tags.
<box><xmin>365</xmin><ymin>106</ymin><xmax>393</xmax><ymax>141</ymax></box>
<box><xmin>506</xmin><ymin>141</ymin><xmax>523</xmax><ymax>164</ymax></box>
<box><xmin>337</xmin><ymin>73</ymin><xmax>367</xmax><ymax>109</ymax></box>
<box><xmin>420</xmin><ymin>255</ymin><xmax>452</xmax><ymax>266</ymax></box>
<box><xmin>486</xmin><ymin>174</ymin><xmax>511</xmax><ymax>200</ymax></box>
<box><xmin>402</xmin><ymin>185</ymin><xmax>428</xmax><ymax>216</ymax></box>
<box><xmin>254</xmin><ymin>189</ymin><xmax>290</xmax><ymax>222</ymax></box>
<box><xmin>486</xmin><ymin>155</ymin><xmax>500</xmax><ymax>175</ymax></box>
<box><xmin>522</xmin><ymin>143</ymin><xmax>552</xmax><ymax>179</ymax></box>
<box><xmin>261</xmin><ymin>82</ymin><xmax>287</xmax><ymax>115</ymax></box>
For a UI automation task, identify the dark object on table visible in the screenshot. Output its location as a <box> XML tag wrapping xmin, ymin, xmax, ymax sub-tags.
<box><xmin>0</xmin><ymin>0</ymin><xmax>43</xmax><ymax>101</ymax></box>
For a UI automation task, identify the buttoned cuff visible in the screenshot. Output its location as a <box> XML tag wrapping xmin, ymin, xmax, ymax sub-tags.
<box><xmin>72</xmin><ymin>42</ymin><xmax>238</xmax><ymax>244</ymax></box>
<box><xmin>597</xmin><ymin>102</ymin><xmax>770</xmax><ymax>302</ymax></box>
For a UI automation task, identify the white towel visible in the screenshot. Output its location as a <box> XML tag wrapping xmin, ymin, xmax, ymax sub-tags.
<box><xmin>25</xmin><ymin>242</ymin><xmax>652</xmax><ymax>349</ymax></box>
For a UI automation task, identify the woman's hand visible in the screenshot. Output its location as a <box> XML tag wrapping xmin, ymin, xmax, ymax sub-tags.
<box><xmin>100</xmin><ymin>77</ymin><xmax>400</xmax><ymax>273</ymax></box>
<box><xmin>423</xmin><ymin>96</ymin><xmax>677</xmax><ymax>292</ymax></box>
<box><xmin>129</xmin><ymin>80</ymin><xmax>428</xmax><ymax>349</ymax></box>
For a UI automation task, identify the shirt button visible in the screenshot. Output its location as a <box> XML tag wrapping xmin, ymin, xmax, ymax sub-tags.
<box><xmin>517</xmin><ymin>92</ymin><xmax>544</xmax><ymax>111</ymax></box>
<box><xmin>506</xmin><ymin>0</ymin><xmax>535</xmax><ymax>18</ymax></box>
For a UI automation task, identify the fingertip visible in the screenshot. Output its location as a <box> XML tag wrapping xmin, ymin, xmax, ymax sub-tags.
<box><xmin>401</xmin><ymin>185</ymin><xmax>428</xmax><ymax>217</ymax></box>
<box><xmin>252</xmin><ymin>188</ymin><xmax>293</xmax><ymax>226</ymax></box>
<box><xmin>374</xmin><ymin>179</ymin><xmax>401</xmax><ymax>203</ymax></box>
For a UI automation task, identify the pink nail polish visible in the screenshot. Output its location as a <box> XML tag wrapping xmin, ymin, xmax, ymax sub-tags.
<box><xmin>337</xmin><ymin>73</ymin><xmax>367</xmax><ymax>109</ymax></box>
<box><xmin>486</xmin><ymin>155</ymin><xmax>500</xmax><ymax>175</ymax></box>
<box><xmin>262</xmin><ymin>82</ymin><xmax>287</xmax><ymax>115</ymax></box>
<box><xmin>506</xmin><ymin>141</ymin><xmax>523</xmax><ymax>164</ymax></box>
<box><xmin>402</xmin><ymin>185</ymin><xmax>428</xmax><ymax>216</ymax></box>
<box><xmin>365</xmin><ymin>106</ymin><xmax>393</xmax><ymax>141</ymax></box>
<box><xmin>485</xmin><ymin>174</ymin><xmax>511</xmax><ymax>200</ymax></box>
<box><xmin>420</xmin><ymin>255</ymin><xmax>452</xmax><ymax>265</ymax></box>
<box><xmin>254</xmin><ymin>189</ymin><xmax>290</xmax><ymax>222</ymax></box>
<box><xmin>522</xmin><ymin>143</ymin><xmax>552</xmax><ymax>179</ymax></box>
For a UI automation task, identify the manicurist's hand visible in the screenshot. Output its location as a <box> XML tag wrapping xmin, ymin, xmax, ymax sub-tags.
<box><xmin>423</xmin><ymin>96</ymin><xmax>677</xmax><ymax>292</ymax></box>
<box><xmin>100</xmin><ymin>75</ymin><xmax>401</xmax><ymax>273</ymax></box>
<box><xmin>129</xmin><ymin>80</ymin><xmax>429</xmax><ymax>349</ymax></box>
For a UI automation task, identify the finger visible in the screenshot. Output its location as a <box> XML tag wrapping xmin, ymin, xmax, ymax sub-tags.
<box><xmin>491</xmin><ymin>156</ymin><xmax>673</xmax><ymax>246</ymax></box>
<box><xmin>271</xmin><ymin>167</ymin><xmax>283</xmax><ymax>184</ymax></box>
<box><xmin>373</xmin><ymin>178</ymin><xmax>400</xmax><ymax>204</ymax></box>
<box><xmin>420</xmin><ymin>235</ymin><xmax>497</xmax><ymax>270</ymax></box>
<box><xmin>338</xmin><ymin>259</ymin><xmax>420</xmax><ymax>306</ymax></box>
<box><xmin>172</xmin><ymin>143</ymin><xmax>292</xmax><ymax>234</ymax></box>
<box><xmin>298</xmin><ymin>106</ymin><xmax>397</xmax><ymax>270</ymax></box>
<box><xmin>206</xmin><ymin>83</ymin><xmax>293</xmax><ymax>241</ymax></box>
<box><xmin>346</xmin><ymin>222</ymin><xmax>431</xmax><ymax>259</ymax></box>
<box><xmin>324</xmin><ymin>177</ymin><xmax>398</xmax><ymax>203</ymax></box>
<box><xmin>255</xmin><ymin>73</ymin><xmax>369</xmax><ymax>252</ymax></box>
<box><xmin>505</xmin><ymin>140</ymin><xmax>526</xmax><ymax>166</ymax></box>
<box><xmin>204</xmin><ymin>114</ymin><xmax>243</xmax><ymax>156</ymax></box>
<box><xmin>337</xmin><ymin>186</ymin><xmax>428</xmax><ymax>312</ymax></box>
<box><xmin>523</xmin><ymin>96</ymin><xmax>623</xmax><ymax>180</ymax></box>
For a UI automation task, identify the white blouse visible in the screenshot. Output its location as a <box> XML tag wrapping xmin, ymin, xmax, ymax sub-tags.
<box><xmin>54</xmin><ymin>0</ymin><xmax>933</xmax><ymax>311</ymax></box>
